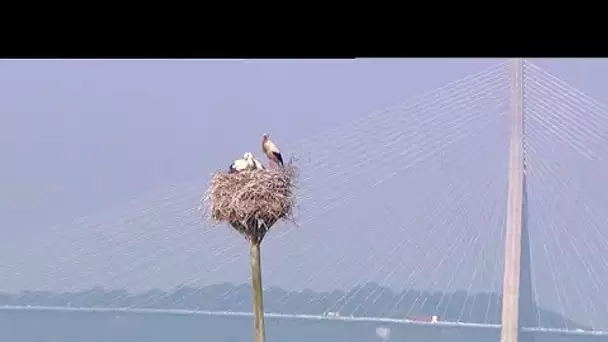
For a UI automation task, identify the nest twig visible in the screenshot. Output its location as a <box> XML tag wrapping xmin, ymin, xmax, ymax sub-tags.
<box><xmin>204</xmin><ymin>157</ymin><xmax>299</xmax><ymax>243</ymax></box>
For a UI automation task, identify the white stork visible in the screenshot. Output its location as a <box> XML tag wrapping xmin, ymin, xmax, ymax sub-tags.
<box><xmin>262</xmin><ymin>133</ymin><xmax>284</xmax><ymax>167</ymax></box>
<box><xmin>229</xmin><ymin>152</ymin><xmax>265</xmax><ymax>173</ymax></box>
<box><xmin>247</xmin><ymin>152</ymin><xmax>266</xmax><ymax>171</ymax></box>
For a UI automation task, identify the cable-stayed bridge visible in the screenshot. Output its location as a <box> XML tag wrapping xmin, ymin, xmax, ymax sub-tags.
<box><xmin>1</xmin><ymin>59</ymin><xmax>608</xmax><ymax>341</ymax></box>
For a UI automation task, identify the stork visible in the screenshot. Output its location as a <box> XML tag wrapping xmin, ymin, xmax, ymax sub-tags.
<box><xmin>229</xmin><ymin>155</ymin><xmax>250</xmax><ymax>173</ymax></box>
<box><xmin>262</xmin><ymin>133</ymin><xmax>284</xmax><ymax>168</ymax></box>
<box><xmin>246</xmin><ymin>152</ymin><xmax>266</xmax><ymax>171</ymax></box>
<box><xmin>229</xmin><ymin>152</ymin><xmax>265</xmax><ymax>173</ymax></box>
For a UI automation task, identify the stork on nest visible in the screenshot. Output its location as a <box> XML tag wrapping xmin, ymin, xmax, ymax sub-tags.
<box><xmin>204</xmin><ymin>157</ymin><xmax>298</xmax><ymax>244</ymax></box>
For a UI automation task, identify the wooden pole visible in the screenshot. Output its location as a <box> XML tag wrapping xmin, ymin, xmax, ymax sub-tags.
<box><xmin>500</xmin><ymin>58</ymin><xmax>525</xmax><ymax>342</ymax></box>
<box><xmin>250</xmin><ymin>238</ymin><xmax>266</xmax><ymax>342</ymax></box>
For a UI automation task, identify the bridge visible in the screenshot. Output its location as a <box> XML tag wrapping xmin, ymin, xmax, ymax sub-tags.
<box><xmin>1</xmin><ymin>59</ymin><xmax>608</xmax><ymax>342</ymax></box>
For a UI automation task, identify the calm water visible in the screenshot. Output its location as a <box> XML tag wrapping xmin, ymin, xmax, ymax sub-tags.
<box><xmin>0</xmin><ymin>310</ymin><xmax>604</xmax><ymax>342</ymax></box>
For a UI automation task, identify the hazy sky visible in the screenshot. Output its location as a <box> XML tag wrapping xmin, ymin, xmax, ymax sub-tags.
<box><xmin>1</xmin><ymin>58</ymin><xmax>607</xmax><ymax>326</ymax></box>
<box><xmin>0</xmin><ymin>58</ymin><xmax>500</xmax><ymax>228</ymax></box>
<box><xmin>2</xmin><ymin>58</ymin><xmax>604</xmax><ymax>231</ymax></box>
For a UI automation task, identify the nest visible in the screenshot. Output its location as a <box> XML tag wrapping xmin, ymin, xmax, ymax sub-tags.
<box><xmin>203</xmin><ymin>158</ymin><xmax>298</xmax><ymax>243</ymax></box>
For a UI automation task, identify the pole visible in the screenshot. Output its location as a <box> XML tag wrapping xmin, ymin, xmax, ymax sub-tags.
<box><xmin>250</xmin><ymin>239</ymin><xmax>266</xmax><ymax>342</ymax></box>
<box><xmin>500</xmin><ymin>58</ymin><xmax>525</xmax><ymax>342</ymax></box>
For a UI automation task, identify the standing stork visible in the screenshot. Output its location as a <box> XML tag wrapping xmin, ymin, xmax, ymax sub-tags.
<box><xmin>261</xmin><ymin>133</ymin><xmax>284</xmax><ymax>168</ymax></box>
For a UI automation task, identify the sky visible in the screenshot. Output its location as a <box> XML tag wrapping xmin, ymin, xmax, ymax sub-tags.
<box><xmin>1</xmin><ymin>58</ymin><xmax>607</xmax><ymax>326</ymax></box>
<box><xmin>2</xmin><ymin>58</ymin><xmax>604</xmax><ymax>232</ymax></box>
<box><xmin>0</xmin><ymin>58</ymin><xmax>502</xmax><ymax>229</ymax></box>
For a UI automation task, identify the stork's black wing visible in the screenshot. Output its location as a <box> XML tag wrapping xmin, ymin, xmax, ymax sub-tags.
<box><xmin>273</xmin><ymin>152</ymin><xmax>284</xmax><ymax>166</ymax></box>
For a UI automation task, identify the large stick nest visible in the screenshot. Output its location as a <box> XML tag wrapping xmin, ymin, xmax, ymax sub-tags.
<box><xmin>203</xmin><ymin>158</ymin><xmax>298</xmax><ymax>240</ymax></box>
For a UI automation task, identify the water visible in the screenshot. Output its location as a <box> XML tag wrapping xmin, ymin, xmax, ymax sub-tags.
<box><xmin>0</xmin><ymin>284</ymin><xmax>604</xmax><ymax>341</ymax></box>
<box><xmin>0</xmin><ymin>310</ymin><xmax>605</xmax><ymax>342</ymax></box>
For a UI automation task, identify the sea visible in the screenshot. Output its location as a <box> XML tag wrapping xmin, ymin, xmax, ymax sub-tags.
<box><xmin>0</xmin><ymin>310</ymin><xmax>605</xmax><ymax>342</ymax></box>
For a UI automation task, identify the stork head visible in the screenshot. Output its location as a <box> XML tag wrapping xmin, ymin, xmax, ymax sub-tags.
<box><xmin>243</xmin><ymin>152</ymin><xmax>253</xmax><ymax>160</ymax></box>
<box><xmin>262</xmin><ymin>133</ymin><xmax>269</xmax><ymax>141</ymax></box>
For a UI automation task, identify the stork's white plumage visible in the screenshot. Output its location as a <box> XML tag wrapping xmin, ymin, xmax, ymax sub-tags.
<box><xmin>229</xmin><ymin>157</ymin><xmax>250</xmax><ymax>173</ymax></box>
<box><xmin>262</xmin><ymin>133</ymin><xmax>284</xmax><ymax>167</ymax></box>
<box><xmin>246</xmin><ymin>152</ymin><xmax>266</xmax><ymax>170</ymax></box>
<box><xmin>229</xmin><ymin>152</ymin><xmax>265</xmax><ymax>173</ymax></box>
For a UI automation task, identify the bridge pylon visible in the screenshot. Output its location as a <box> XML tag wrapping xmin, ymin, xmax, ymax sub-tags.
<box><xmin>500</xmin><ymin>58</ymin><xmax>525</xmax><ymax>342</ymax></box>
